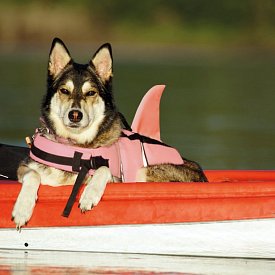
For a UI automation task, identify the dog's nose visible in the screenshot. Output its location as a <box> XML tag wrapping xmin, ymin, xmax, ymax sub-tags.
<box><xmin>68</xmin><ymin>110</ymin><xmax>83</xmax><ymax>123</ymax></box>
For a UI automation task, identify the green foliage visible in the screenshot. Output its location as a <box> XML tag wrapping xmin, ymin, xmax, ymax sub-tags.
<box><xmin>4</xmin><ymin>0</ymin><xmax>275</xmax><ymax>28</ymax></box>
<box><xmin>2</xmin><ymin>0</ymin><xmax>275</xmax><ymax>46</ymax></box>
<box><xmin>88</xmin><ymin>0</ymin><xmax>275</xmax><ymax>28</ymax></box>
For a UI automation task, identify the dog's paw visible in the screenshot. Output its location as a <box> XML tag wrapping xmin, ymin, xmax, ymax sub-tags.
<box><xmin>12</xmin><ymin>193</ymin><xmax>37</xmax><ymax>230</ymax></box>
<box><xmin>79</xmin><ymin>167</ymin><xmax>111</xmax><ymax>213</ymax></box>
<box><xmin>79</xmin><ymin>182</ymin><xmax>103</xmax><ymax>212</ymax></box>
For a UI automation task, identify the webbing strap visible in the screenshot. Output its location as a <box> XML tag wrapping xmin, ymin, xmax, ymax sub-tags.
<box><xmin>62</xmin><ymin>161</ymin><xmax>90</xmax><ymax>217</ymax></box>
<box><xmin>120</xmin><ymin>132</ymin><xmax>170</xmax><ymax>147</ymax></box>
<box><xmin>31</xmin><ymin>144</ymin><xmax>109</xmax><ymax>171</ymax></box>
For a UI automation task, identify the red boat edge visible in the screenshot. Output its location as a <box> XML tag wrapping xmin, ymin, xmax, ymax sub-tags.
<box><xmin>1</xmin><ymin>170</ymin><xmax>275</xmax><ymax>228</ymax></box>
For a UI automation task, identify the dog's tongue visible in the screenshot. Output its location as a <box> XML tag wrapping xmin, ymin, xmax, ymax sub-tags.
<box><xmin>131</xmin><ymin>85</ymin><xmax>165</xmax><ymax>141</ymax></box>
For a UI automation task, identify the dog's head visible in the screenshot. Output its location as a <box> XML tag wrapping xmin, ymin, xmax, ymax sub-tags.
<box><xmin>42</xmin><ymin>38</ymin><xmax>119</xmax><ymax>145</ymax></box>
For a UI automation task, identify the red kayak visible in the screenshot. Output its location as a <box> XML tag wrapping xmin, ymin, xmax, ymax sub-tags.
<box><xmin>1</xmin><ymin>169</ymin><xmax>275</xmax><ymax>259</ymax></box>
<box><xmin>1</xmin><ymin>170</ymin><xmax>275</xmax><ymax>228</ymax></box>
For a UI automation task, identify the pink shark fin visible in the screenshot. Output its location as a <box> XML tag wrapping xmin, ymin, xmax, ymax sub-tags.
<box><xmin>131</xmin><ymin>85</ymin><xmax>165</xmax><ymax>141</ymax></box>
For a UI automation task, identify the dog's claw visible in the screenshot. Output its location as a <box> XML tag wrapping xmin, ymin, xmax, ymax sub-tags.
<box><xmin>78</xmin><ymin>204</ymin><xmax>88</xmax><ymax>212</ymax></box>
<box><xmin>16</xmin><ymin>225</ymin><xmax>22</xmax><ymax>233</ymax></box>
<box><xmin>79</xmin><ymin>204</ymin><xmax>94</xmax><ymax>214</ymax></box>
<box><xmin>11</xmin><ymin>216</ymin><xmax>23</xmax><ymax>232</ymax></box>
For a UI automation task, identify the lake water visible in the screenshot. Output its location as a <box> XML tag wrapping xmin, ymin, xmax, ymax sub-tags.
<box><xmin>1</xmin><ymin>249</ymin><xmax>275</xmax><ymax>274</ymax></box>
<box><xmin>1</xmin><ymin>47</ymin><xmax>275</xmax><ymax>274</ymax></box>
<box><xmin>1</xmin><ymin>48</ymin><xmax>275</xmax><ymax>170</ymax></box>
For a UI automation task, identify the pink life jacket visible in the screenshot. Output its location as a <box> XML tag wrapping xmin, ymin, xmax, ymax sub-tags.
<box><xmin>30</xmin><ymin>129</ymin><xmax>184</xmax><ymax>183</ymax></box>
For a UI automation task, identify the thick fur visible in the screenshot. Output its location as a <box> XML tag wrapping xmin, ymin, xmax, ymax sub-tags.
<box><xmin>12</xmin><ymin>38</ymin><xmax>207</xmax><ymax>230</ymax></box>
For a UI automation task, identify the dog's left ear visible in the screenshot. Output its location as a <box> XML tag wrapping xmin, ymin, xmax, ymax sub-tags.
<box><xmin>91</xmin><ymin>43</ymin><xmax>113</xmax><ymax>83</ymax></box>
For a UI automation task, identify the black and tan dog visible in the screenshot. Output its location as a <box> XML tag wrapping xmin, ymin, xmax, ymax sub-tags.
<box><xmin>12</xmin><ymin>38</ymin><xmax>207</xmax><ymax>229</ymax></box>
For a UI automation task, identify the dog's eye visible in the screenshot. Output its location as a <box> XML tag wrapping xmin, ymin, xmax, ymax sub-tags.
<box><xmin>60</xmin><ymin>88</ymin><xmax>70</xmax><ymax>95</ymax></box>
<box><xmin>86</xmin><ymin>90</ymin><xmax>97</xmax><ymax>97</ymax></box>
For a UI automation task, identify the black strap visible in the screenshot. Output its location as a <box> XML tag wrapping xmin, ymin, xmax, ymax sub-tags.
<box><xmin>72</xmin><ymin>151</ymin><xmax>83</xmax><ymax>172</ymax></box>
<box><xmin>31</xmin><ymin>144</ymin><xmax>109</xmax><ymax>171</ymax></box>
<box><xmin>62</xmin><ymin>161</ymin><xmax>90</xmax><ymax>217</ymax></box>
<box><xmin>121</xmin><ymin>132</ymin><xmax>171</xmax><ymax>147</ymax></box>
<box><xmin>118</xmin><ymin>112</ymin><xmax>132</xmax><ymax>131</ymax></box>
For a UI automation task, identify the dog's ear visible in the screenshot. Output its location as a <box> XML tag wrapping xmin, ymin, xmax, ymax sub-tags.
<box><xmin>48</xmin><ymin>38</ymin><xmax>72</xmax><ymax>77</ymax></box>
<box><xmin>91</xmin><ymin>43</ymin><xmax>113</xmax><ymax>83</ymax></box>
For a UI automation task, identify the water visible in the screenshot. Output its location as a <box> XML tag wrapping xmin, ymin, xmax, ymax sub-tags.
<box><xmin>1</xmin><ymin>249</ymin><xmax>275</xmax><ymax>274</ymax></box>
<box><xmin>1</xmin><ymin>49</ymin><xmax>275</xmax><ymax>170</ymax></box>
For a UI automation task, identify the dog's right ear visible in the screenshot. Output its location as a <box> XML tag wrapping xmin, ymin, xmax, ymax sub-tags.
<box><xmin>48</xmin><ymin>38</ymin><xmax>72</xmax><ymax>77</ymax></box>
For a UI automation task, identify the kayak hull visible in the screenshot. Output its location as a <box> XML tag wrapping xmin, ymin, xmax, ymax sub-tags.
<box><xmin>1</xmin><ymin>219</ymin><xmax>275</xmax><ymax>258</ymax></box>
<box><xmin>1</xmin><ymin>170</ymin><xmax>275</xmax><ymax>258</ymax></box>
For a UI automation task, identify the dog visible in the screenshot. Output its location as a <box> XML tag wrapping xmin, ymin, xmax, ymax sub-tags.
<box><xmin>12</xmin><ymin>38</ymin><xmax>208</xmax><ymax>229</ymax></box>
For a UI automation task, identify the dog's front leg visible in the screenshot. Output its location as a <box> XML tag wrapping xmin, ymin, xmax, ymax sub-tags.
<box><xmin>12</xmin><ymin>168</ymin><xmax>40</xmax><ymax>230</ymax></box>
<box><xmin>79</xmin><ymin>166</ymin><xmax>112</xmax><ymax>212</ymax></box>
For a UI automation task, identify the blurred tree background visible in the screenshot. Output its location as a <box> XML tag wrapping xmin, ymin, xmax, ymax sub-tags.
<box><xmin>1</xmin><ymin>0</ymin><xmax>275</xmax><ymax>49</ymax></box>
